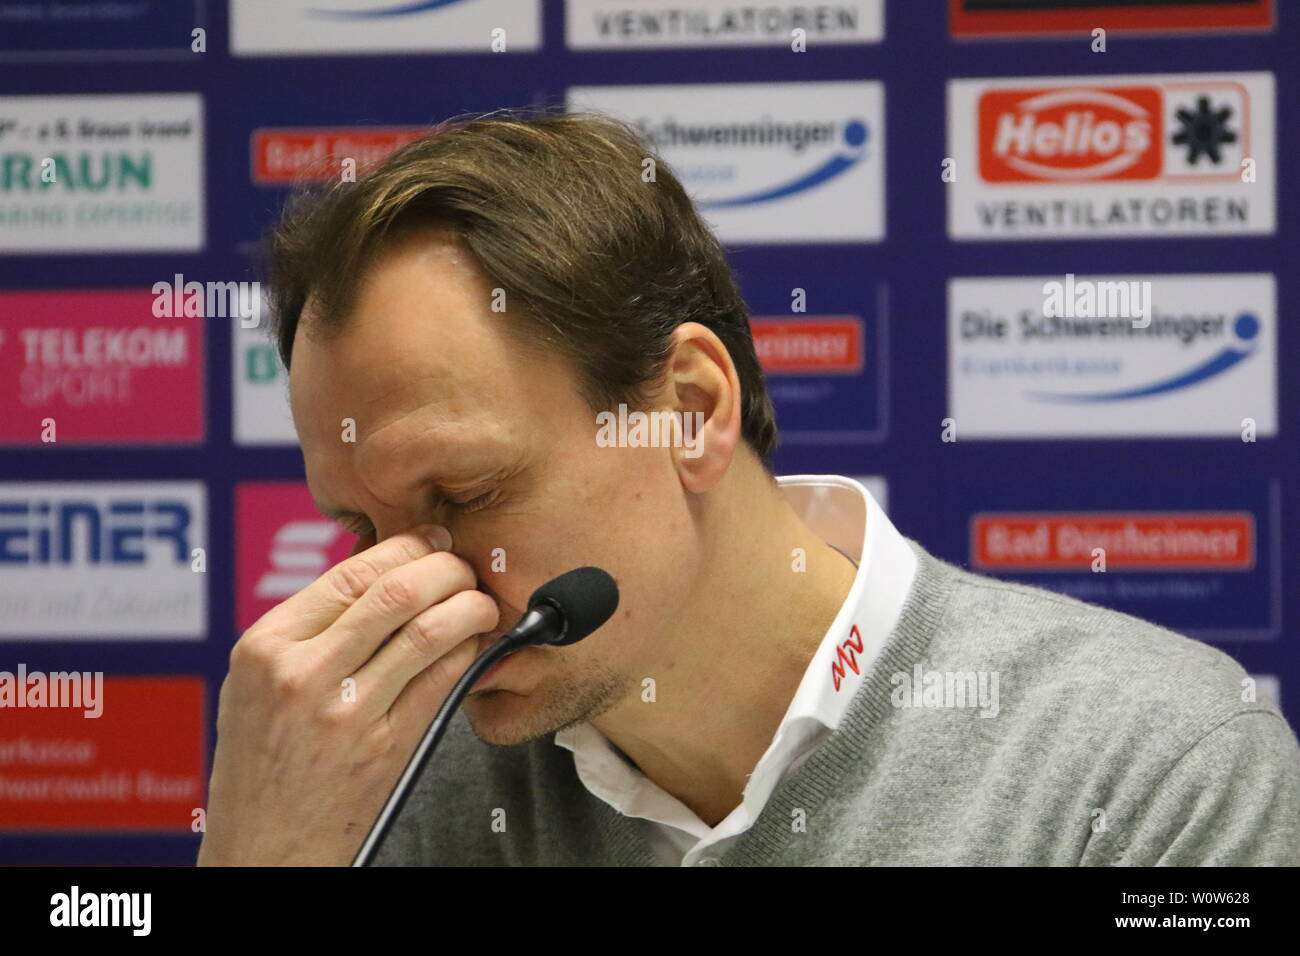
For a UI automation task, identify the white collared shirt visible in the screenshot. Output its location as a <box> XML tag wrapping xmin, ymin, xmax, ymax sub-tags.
<box><xmin>553</xmin><ymin>474</ymin><xmax>919</xmax><ymax>866</ymax></box>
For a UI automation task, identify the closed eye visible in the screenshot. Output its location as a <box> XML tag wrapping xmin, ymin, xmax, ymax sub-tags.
<box><xmin>451</xmin><ymin>489</ymin><xmax>497</xmax><ymax>514</ymax></box>
<box><xmin>332</xmin><ymin>487</ymin><xmax>498</xmax><ymax>540</ymax></box>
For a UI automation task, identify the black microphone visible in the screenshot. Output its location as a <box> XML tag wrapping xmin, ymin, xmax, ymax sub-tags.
<box><xmin>351</xmin><ymin>566</ymin><xmax>619</xmax><ymax>867</ymax></box>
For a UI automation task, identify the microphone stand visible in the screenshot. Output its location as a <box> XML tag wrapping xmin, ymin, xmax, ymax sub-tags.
<box><xmin>350</xmin><ymin>603</ymin><xmax>562</xmax><ymax>867</ymax></box>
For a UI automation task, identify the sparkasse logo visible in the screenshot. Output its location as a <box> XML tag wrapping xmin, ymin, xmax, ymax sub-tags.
<box><xmin>236</xmin><ymin>483</ymin><xmax>352</xmax><ymax>630</ymax></box>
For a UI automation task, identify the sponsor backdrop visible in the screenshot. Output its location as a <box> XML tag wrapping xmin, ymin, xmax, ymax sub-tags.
<box><xmin>0</xmin><ymin>1</ymin><xmax>1293</xmax><ymax>864</ymax></box>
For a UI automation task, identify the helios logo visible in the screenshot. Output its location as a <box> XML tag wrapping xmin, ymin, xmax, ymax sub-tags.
<box><xmin>980</xmin><ymin>87</ymin><xmax>1161</xmax><ymax>182</ymax></box>
<box><xmin>949</xmin><ymin>73</ymin><xmax>1275</xmax><ymax>238</ymax></box>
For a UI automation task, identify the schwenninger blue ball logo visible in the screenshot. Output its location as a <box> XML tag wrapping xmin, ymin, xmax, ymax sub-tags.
<box><xmin>1029</xmin><ymin>311</ymin><xmax>1263</xmax><ymax>405</ymax></box>
<box><xmin>697</xmin><ymin>118</ymin><xmax>870</xmax><ymax>210</ymax></box>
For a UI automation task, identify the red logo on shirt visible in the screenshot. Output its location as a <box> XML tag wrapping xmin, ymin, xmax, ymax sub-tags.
<box><xmin>831</xmin><ymin>624</ymin><xmax>864</xmax><ymax>692</ymax></box>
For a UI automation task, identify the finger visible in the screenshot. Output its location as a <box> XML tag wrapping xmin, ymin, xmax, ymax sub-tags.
<box><xmin>251</xmin><ymin>525</ymin><xmax>451</xmax><ymax>641</ymax></box>
<box><xmin>349</xmin><ymin>529</ymin><xmax>377</xmax><ymax>558</ymax></box>
<box><xmin>386</xmin><ymin>639</ymin><xmax>482</xmax><ymax>743</ymax></box>
<box><xmin>314</xmin><ymin>548</ymin><xmax>478</xmax><ymax>676</ymax></box>
<box><xmin>350</xmin><ymin>588</ymin><xmax>499</xmax><ymax>721</ymax></box>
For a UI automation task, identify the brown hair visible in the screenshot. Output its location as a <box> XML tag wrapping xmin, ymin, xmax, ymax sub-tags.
<box><xmin>266</xmin><ymin>107</ymin><xmax>778</xmax><ymax>466</ymax></box>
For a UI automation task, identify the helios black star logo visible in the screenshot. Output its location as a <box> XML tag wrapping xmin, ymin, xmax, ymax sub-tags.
<box><xmin>1172</xmin><ymin>96</ymin><xmax>1238</xmax><ymax>165</ymax></box>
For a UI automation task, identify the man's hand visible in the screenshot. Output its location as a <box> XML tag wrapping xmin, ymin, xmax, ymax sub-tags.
<box><xmin>196</xmin><ymin>526</ymin><xmax>498</xmax><ymax>866</ymax></box>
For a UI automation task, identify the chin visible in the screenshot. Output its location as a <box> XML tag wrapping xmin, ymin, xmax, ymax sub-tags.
<box><xmin>460</xmin><ymin>667</ymin><xmax>631</xmax><ymax>747</ymax></box>
<box><xmin>461</xmin><ymin>690</ymin><xmax>560</xmax><ymax>746</ymax></box>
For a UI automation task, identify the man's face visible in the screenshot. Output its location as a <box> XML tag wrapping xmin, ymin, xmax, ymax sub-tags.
<box><xmin>288</xmin><ymin>225</ymin><xmax>701</xmax><ymax>745</ymax></box>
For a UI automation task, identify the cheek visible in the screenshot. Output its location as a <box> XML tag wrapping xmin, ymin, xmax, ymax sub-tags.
<box><xmin>459</xmin><ymin>444</ymin><xmax>697</xmax><ymax>645</ymax></box>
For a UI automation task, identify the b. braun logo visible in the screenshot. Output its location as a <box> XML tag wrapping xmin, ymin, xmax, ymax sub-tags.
<box><xmin>0</xmin><ymin>499</ymin><xmax>192</xmax><ymax>565</ymax></box>
<box><xmin>979</xmin><ymin>86</ymin><xmax>1162</xmax><ymax>182</ymax></box>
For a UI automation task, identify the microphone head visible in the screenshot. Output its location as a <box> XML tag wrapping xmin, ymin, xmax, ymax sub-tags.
<box><xmin>527</xmin><ymin>566</ymin><xmax>619</xmax><ymax>646</ymax></box>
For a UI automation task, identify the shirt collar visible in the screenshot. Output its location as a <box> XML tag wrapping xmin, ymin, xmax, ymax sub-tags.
<box><xmin>774</xmin><ymin>474</ymin><xmax>917</xmax><ymax>732</ymax></box>
<box><xmin>555</xmin><ymin>474</ymin><xmax>916</xmax><ymax>749</ymax></box>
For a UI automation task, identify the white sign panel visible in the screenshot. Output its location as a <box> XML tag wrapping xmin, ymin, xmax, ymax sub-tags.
<box><xmin>0</xmin><ymin>482</ymin><xmax>208</xmax><ymax>639</ymax></box>
<box><xmin>947</xmin><ymin>72</ymin><xmax>1275</xmax><ymax>239</ymax></box>
<box><xmin>231</xmin><ymin>0</ymin><xmax>541</xmax><ymax>55</ymax></box>
<box><xmin>233</xmin><ymin>318</ymin><xmax>299</xmax><ymax>447</ymax></box>
<box><xmin>0</xmin><ymin>94</ymin><xmax>204</xmax><ymax>253</ymax></box>
<box><xmin>569</xmin><ymin>81</ymin><xmax>884</xmax><ymax>243</ymax></box>
<box><xmin>948</xmin><ymin>273</ymin><xmax>1276</xmax><ymax>438</ymax></box>
<box><xmin>566</xmin><ymin>0</ymin><xmax>883</xmax><ymax>49</ymax></box>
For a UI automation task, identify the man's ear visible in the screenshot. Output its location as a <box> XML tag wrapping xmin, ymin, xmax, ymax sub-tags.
<box><xmin>663</xmin><ymin>323</ymin><xmax>741</xmax><ymax>494</ymax></box>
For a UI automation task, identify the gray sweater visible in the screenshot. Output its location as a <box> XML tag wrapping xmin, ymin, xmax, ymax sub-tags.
<box><xmin>373</xmin><ymin>537</ymin><xmax>1300</xmax><ymax>866</ymax></box>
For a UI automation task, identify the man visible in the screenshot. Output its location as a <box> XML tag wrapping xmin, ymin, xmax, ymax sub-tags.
<box><xmin>197</xmin><ymin>110</ymin><xmax>1300</xmax><ymax>866</ymax></box>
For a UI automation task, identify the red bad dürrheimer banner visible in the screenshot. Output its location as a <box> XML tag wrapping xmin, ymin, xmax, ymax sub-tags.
<box><xmin>971</xmin><ymin>513</ymin><xmax>1255</xmax><ymax>571</ymax></box>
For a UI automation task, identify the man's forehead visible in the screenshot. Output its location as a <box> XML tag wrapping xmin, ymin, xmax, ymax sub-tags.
<box><xmin>289</xmin><ymin>275</ymin><xmax>512</xmax><ymax>434</ymax></box>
